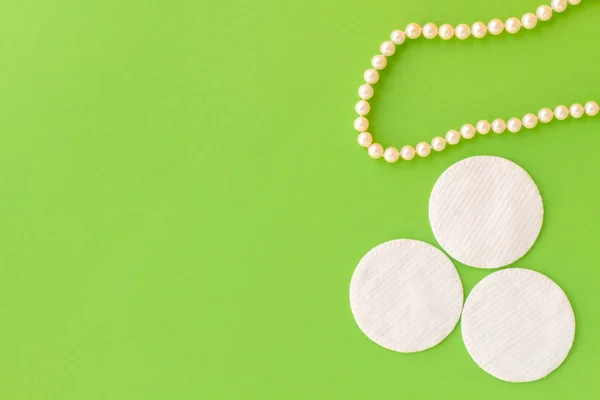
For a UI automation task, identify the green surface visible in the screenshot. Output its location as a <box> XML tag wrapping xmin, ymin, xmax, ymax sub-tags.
<box><xmin>0</xmin><ymin>0</ymin><xmax>599</xmax><ymax>398</ymax></box>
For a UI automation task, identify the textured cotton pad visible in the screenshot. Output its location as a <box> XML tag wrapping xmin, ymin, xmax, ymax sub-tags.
<box><xmin>462</xmin><ymin>268</ymin><xmax>575</xmax><ymax>383</ymax></box>
<box><xmin>349</xmin><ymin>239</ymin><xmax>463</xmax><ymax>353</ymax></box>
<box><xmin>429</xmin><ymin>156</ymin><xmax>543</xmax><ymax>269</ymax></box>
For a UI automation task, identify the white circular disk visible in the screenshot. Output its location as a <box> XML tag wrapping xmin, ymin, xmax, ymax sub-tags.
<box><xmin>349</xmin><ymin>239</ymin><xmax>463</xmax><ymax>353</ymax></box>
<box><xmin>462</xmin><ymin>268</ymin><xmax>575</xmax><ymax>383</ymax></box>
<box><xmin>429</xmin><ymin>156</ymin><xmax>544</xmax><ymax>269</ymax></box>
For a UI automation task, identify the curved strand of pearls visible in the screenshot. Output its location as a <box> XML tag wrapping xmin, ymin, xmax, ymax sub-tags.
<box><xmin>354</xmin><ymin>0</ymin><xmax>597</xmax><ymax>162</ymax></box>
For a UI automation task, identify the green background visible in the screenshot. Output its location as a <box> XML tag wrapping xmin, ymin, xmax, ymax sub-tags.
<box><xmin>0</xmin><ymin>0</ymin><xmax>599</xmax><ymax>398</ymax></box>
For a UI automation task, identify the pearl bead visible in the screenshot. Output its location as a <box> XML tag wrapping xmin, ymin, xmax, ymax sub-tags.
<box><xmin>368</xmin><ymin>143</ymin><xmax>384</xmax><ymax>159</ymax></box>
<box><xmin>364</xmin><ymin>69</ymin><xmax>379</xmax><ymax>85</ymax></box>
<box><xmin>439</xmin><ymin>24</ymin><xmax>454</xmax><ymax>40</ymax></box>
<box><xmin>491</xmin><ymin>118</ymin><xmax>506</xmax><ymax>134</ymax></box>
<box><xmin>372</xmin><ymin>55</ymin><xmax>387</xmax><ymax>70</ymax></box>
<box><xmin>537</xmin><ymin>5</ymin><xmax>553</xmax><ymax>21</ymax></box>
<box><xmin>522</xmin><ymin>113</ymin><xmax>538</xmax><ymax>129</ymax></box>
<box><xmin>380</xmin><ymin>41</ymin><xmax>395</xmax><ymax>56</ymax></box>
<box><xmin>432</xmin><ymin>136</ymin><xmax>446</xmax><ymax>152</ymax></box>
<box><xmin>568</xmin><ymin>0</ymin><xmax>581</xmax><ymax>4</ymax></box>
<box><xmin>400</xmin><ymin>145</ymin><xmax>415</xmax><ymax>161</ymax></box>
<box><xmin>354</xmin><ymin>117</ymin><xmax>369</xmax><ymax>131</ymax></box>
<box><xmin>585</xmin><ymin>101</ymin><xmax>599</xmax><ymax>116</ymax></box>
<box><xmin>476</xmin><ymin>120</ymin><xmax>491</xmax><ymax>135</ymax></box>
<box><xmin>538</xmin><ymin>108</ymin><xmax>554</xmax><ymax>123</ymax></box>
<box><xmin>455</xmin><ymin>24</ymin><xmax>471</xmax><ymax>40</ymax></box>
<box><xmin>522</xmin><ymin>13</ymin><xmax>538</xmax><ymax>29</ymax></box>
<box><xmin>505</xmin><ymin>17</ymin><xmax>521</xmax><ymax>34</ymax></box>
<box><xmin>357</xmin><ymin>132</ymin><xmax>373</xmax><ymax>147</ymax></box>
<box><xmin>423</xmin><ymin>23</ymin><xmax>438</xmax><ymax>39</ymax></box>
<box><xmin>570</xmin><ymin>103</ymin><xmax>584</xmax><ymax>118</ymax></box>
<box><xmin>551</xmin><ymin>0</ymin><xmax>568</xmax><ymax>13</ymax></box>
<box><xmin>391</xmin><ymin>30</ymin><xmax>406</xmax><ymax>45</ymax></box>
<box><xmin>445</xmin><ymin>129</ymin><xmax>460</xmax><ymax>145</ymax></box>
<box><xmin>507</xmin><ymin>117</ymin><xmax>522</xmax><ymax>133</ymax></box>
<box><xmin>472</xmin><ymin>22</ymin><xmax>487</xmax><ymax>38</ymax></box>
<box><xmin>405</xmin><ymin>23</ymin><xmax>422</xmax><ymax>39</ymax></box>
<box><xmin>460</xmin><ymin>123</ymin><xmax>476</xmax><ymax>139</ymax></box>
<box><xmin>554</xmin><ymin>105</ymin><xmax>569</xmax><ymax>120</ymax></box>
<box><xmin>355</xmin><ymin>100</ymin><xmax>370</xmax><ymax>115</ymax></box>
<box><xmin>488</xmin><ymin>19</ymin><xmax>504</xmax><ymax>35</ymax></box>
<box><xmin>384</xmin><ymin>147</ymin><xmax>400</xmax><ymax>163</ymax></box>
<box><xmin>358</xmin><ymin>84</ymin><xmax>373</xmax><ymax>100</ymax></box>
<box><xmin>416</xmin><ymin>142</ymin><xmax>431</xmax><ymax>157</ymax></box>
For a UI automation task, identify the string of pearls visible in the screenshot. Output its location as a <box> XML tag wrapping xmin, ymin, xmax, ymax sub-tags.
<box><xmin>354</xmin><ymin>0</ymin><xmax>598</xmax><ymax>163</ymax></box>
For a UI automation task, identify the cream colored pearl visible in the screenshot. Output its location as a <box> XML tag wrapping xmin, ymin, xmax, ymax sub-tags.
<box><xmin>568</xmin><ymin>0</ymin><xmax>581</xmax><ymax>5</ymax></box>
<box><xmin>368</xmin><ymin>143</ymin><xmax>384</xmax><ymax>159</ymax></box>
<box><xmin>507</xmin><ymin>117</ymin><xmax>522</xmax><ymax>133</ymax></box>
<box><xmin>488</xmin><ymin>19</ymin><xmax>504</xmax><ymax>35</ymax></box>
<box><xmin>439</xmin><ymin>24</ymin><xmax>454</xmax><ymax>40</ymax></box>
<box><xmin>416</xmin><ymin>142</ymin><xmax>431</xmax><ymax>157</ymax></box>
<box><xmin>355</xmin><ymin>100</ymin><xmax>370</xmax><ymax>115</ymax></box>
<box><xmin>570</xmin><ymin>103</ymin><xmax>584</xmax><ymax>118</ymax></box>
<box><xmin>522</xmin><ymin>13</ymin><xmax>538</xmax><ymax>29</ymax></box>
<box><xmin>391</xmin><ymin>30</ymin><xmax>406</xmax><ymax>45</ymax></box>
<box><xmin>505</xmin><ymin>17</ymin><xmax>521</xmax><ymax>34</ymax></box>
<box><xmin>357</xmin><ymin>132</ymin><xmax>373</xmax><ymax>147</ymax></box>
<box><xmin>432</xmin><ymin>136</ymin><xmax>446</xmax><ymax>152</ymax></box>
<box><xmin>380</xmin><ymin>41</ymin><xmax>396</xmax><ymax>56</ymax></box>
<box><xmin>538</xmin><ymin>108</ymin><xmax>554</xmax><ymax>123</ymax></box>
<box><xmin>537</xmin><ymin>5</ymin><xmax>553</xmax><ymax>21</ymax></box>
<box><xmin>372</xmin><ymin>55</ymin><xmax>387</xmax><ymax>70</ymax></box>
<box><xmin>455</xmin><ymin>24</ymin><xmax>471</xmax><ymax>40</ymax></box>
<box><xmin>551</xmin><ymin>0</ymin><xmax>568</xmax><ymax>12</ymax></box>
<box><xmin>585</xmin><ymin>101</ymin><xmax>599</xmax><ymax>116</ymax></box>
<box><xmin>476</xmin><ymin>120</ymin><xmax>491</xmax><ymax>135</ymax></box>
<box><xmin>554</xmin><ymin>105</ymin><xmax>569</xmax><ymax>120</ymax></box>
<box><xmin>400</xmin><ymin>145</ymin><xmax>415</xmax><ymax>161</ymax></box>
<box><xmin>491</xmin><ymin>118</ymin><xmax>506</xmax><ymax>134</ymax></box>
<box><xmin>383</xmin><ymin>147</ymin><xmax>400</xmax><ymax>163</ymax></box>
<box><xmin>423</xmin><ymin>23</ymin><xmax>438</xmax><ymax>39</ymax></box>
<box><xmin>405</xmin><ymin>23</ymin><xmax>422</xmax><ymax>39</ymax></box>
<box><xmin>354</xmin><ymin>117</ymin><xmax>369</xmax><ymax>131</ymax></box>
<box><xmin>445</xmin><ymin>129</ymin><xmax>460</xmax><ymax>145</ymax></box>
<box><xmin>364</xmin><ymin>69</ymin><xmax>379</xmax><ymax>85</ymax></box>
<box><xmin>522</xmin><ymin>113</ymin><xmax>538</xmax><ymax>129</ymax></box>
<box><xmin>460</xmin><ymin>123</ymin><xmax>476</xmax><ymax>139</ymax></box>
<box><xmin>358</xmin><ymin>84</ymin><xmax>373</xmax><ymax>100</ymax></box>
<box><xmin>472</xmin><ymin>22</ymin><xmax>487</xmax><ymax>38</ymax></box>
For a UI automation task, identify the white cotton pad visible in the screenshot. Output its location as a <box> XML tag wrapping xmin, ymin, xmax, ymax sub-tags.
<box><xmin>349</xmin><ymin>239</ymin><xmax>463</xmax><ymax>353</ymax></box>
<box><xmin>429</xmin><ymin>156</ymin><xmax>544</xmax><ymax>269</ymax></box>
<box><xmin>461</xmin><ymin>268</ymin><xmax>575</xmax><ymax>383</ymax></box>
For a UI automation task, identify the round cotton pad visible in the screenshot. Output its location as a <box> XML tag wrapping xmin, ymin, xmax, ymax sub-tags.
<box><xmin>461</xmin><ymin>268</ymin><xmax>575</xmax><ymax>383</ymax></box>
<box><xmin>429</xmin><ymin>156</ymin><xmax>543</xmax><ymax>269</ymax></box>
<box><xmin>349</xmin><ymin>239</ymin><xmax>463</xmax><ymax>353</ymax></box>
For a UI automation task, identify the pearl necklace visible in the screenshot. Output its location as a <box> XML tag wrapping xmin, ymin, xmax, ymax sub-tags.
<box><xmin>354</xmin><ymin>0</ymin><xmax>599</xmax><ymax>163</ymax></box>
